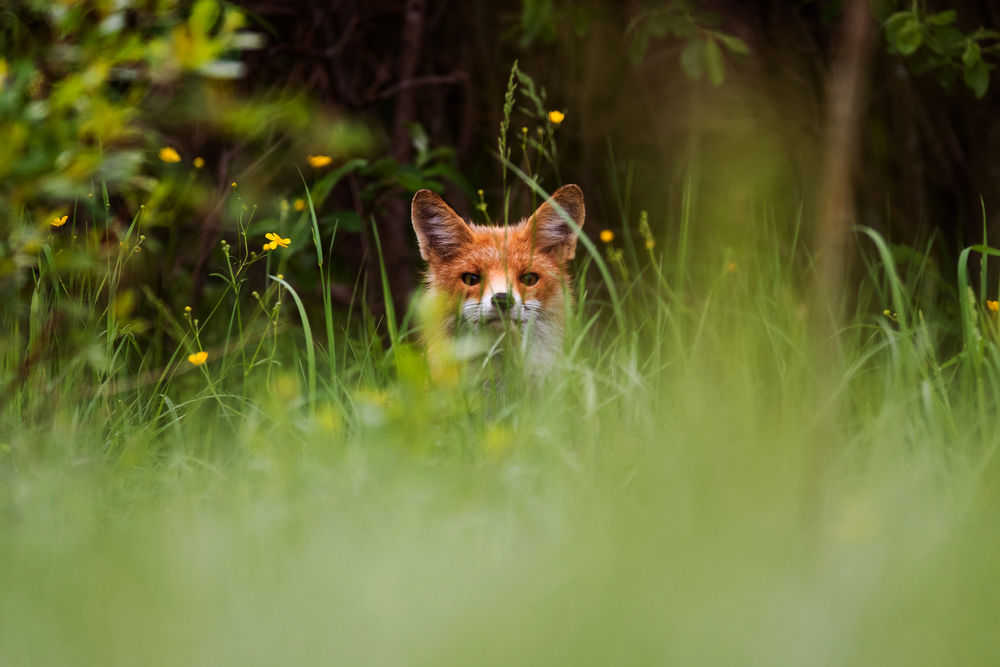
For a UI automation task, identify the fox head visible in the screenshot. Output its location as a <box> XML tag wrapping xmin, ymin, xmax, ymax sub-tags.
<box><xmin>411</xmin><ymin>185</ymin><xmax>585</xmax><ymax>340</ymax></box>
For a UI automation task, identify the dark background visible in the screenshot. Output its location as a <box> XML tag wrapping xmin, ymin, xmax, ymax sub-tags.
<box><xmin>6</xmin><ymin>0</ymin><xmax>1000</xmax><ymax>324</ymax></box>
<box><xmin>222</xmin><ymin>0</ymin><xmax>1000</xmax><ymax>312</ymax></box>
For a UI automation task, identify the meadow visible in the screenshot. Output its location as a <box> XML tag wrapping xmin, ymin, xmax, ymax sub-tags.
<box><xmin>4</xmin><ymin>158</ymin><xmax>1000</xmax><ymax>665</ymax></box>
<box><xmin>5</xmin><ymin>2</ymin><xmax>1000</xmax><ymax>664</ymax></box>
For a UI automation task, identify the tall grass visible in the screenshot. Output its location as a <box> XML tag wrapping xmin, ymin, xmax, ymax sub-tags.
<box><xmin>4</xmin><ymin>162</ymin><xmax>1000</xmax><ymax>666</ymax></box>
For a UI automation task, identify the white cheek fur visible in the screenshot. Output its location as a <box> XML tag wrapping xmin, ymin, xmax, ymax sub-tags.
<box><xmin>453</xmin><ymin>296</ymin><xmax>562</xmax><ymax>368</ymax></box>
<box><xmin>434</xmin><ymin>290</ymin><xmax>563</xmax><ymax>373</ymax></box>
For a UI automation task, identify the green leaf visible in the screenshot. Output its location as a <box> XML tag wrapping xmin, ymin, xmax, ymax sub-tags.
<box><xmin>926</xmin><ymin>27</ymin><xmax>964</xmax><ymax>56</ymax></box>
<box><xmin>519</xmin><ymin>0</ymin><xmax>557</xmax><ymax>47</ymax></box>
<box><xmin>964</xmin><ymin>59</ymin><xmax>990</xmax><ymax>98</ymax></box>
<box><xmin>419</xmin><ymin>146</ymin><xmax>457</xmax><ymax>166</ymax></box>
<box><xmin>884</xmin><ymin>11</ymin><xmax>913</xmax><ymax>45</ymax></box>
<box><xmin>704</xmin><ymin>38</ymin><xmax>725</xmax><ymax>86</ymax></box>
<box><xmin>420</xmin><ymin>163</ymin><xmax>474</xmax><ymax>194</ymax></box>
<box><xmin>895</xmin><ymin>17</ymin><xmax>923</xmax><ymax>55</ymax></box>
<box><xmin>396</xmin><ymin>164</ymin><xmax>433</xmax><ymax>192</ymax></box>
<box><xmin>962</xmin><ymin>41</ymin><xmax>981</xmax><ymax>69</ymax></box>
<box><xmin>716</xmin><ymin>32</ymin><xmax>749</xmax><ymax>55</ymax></box>
<box><xmin>189</xmin><ymin>0</ymin><xmax>219</xmax><ymax>37</ymax></box>
<box><xmin>926</xmin><ymin>10</ymin><xmax>957</xmax><ymax>26</ymax></box>
<box><xmin>680</xmin><ymin>38</ymin><xmax>704</xmax><ymax>80</ymax></box>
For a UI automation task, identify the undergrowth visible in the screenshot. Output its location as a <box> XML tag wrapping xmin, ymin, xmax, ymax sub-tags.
<box><xmin>3</xmin><ymin>72</ymin><xmax>1000</xmax><ymax>666</ymax></box>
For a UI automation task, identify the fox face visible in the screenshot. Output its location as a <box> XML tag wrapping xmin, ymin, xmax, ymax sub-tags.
<box><xmin>411</xmin><ymin>185</ymin><xmax>585</xmax><ymax>363</ymax></box>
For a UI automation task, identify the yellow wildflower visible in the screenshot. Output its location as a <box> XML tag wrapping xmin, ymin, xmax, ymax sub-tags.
<box><xmin>193</xmin><ymin>156</ymin><xmax>205</xmax><ymax>169</ymax></box>
<box><xmin>188</xmin><ymin>351</ymin><xmax>208</xmax><ymax>366</ymax></box>
<box><xmin>645</xmin><ymin>239</ymin><xmax>655</xmax><ymax>250</ymax></box>
<box><xmin>263</xmin><ymin>232</ymin><xmax>291</xmax><ymax>251</ymax></box>
<box><xmin>726</xmin><ymin>262</ymin><xmax>737</xmax><ymax>273</ymax></box>
<box><xmin>548</xmin><ymin>110</ymin><xmax>565</xmax><ymax>125</ymax></box>
<box><xmin>599</xmin><ymin>229</ymin><xmax>614</xmax><ymax>243</ymax></box>
<box><xmin>988</xmin><ymin>300</ymin><xmax>999</xmax><ymax>312</ymax></box>
<box><xmin>293</xmin><ymin>198</ymin><xmax>306</xmax><ymax>211</ymax></box>
<box><xmin>50</xmin><ymin>215</ymin><xmax>68</xmax><ymax>227</ymax></box>
<box><xmin>184</xmin><ymin>305</ymin><xmax>192</xmax><ymax>313</ymax></box>
<box><xmin>307</xmin><ymin>154</ymin><xmax>332</xmax><ymax>168</ymax></box>
<box><xmin>159</xmin><ymin>147</ymin><xmax>181</xmax><ymax>163</ymax></box>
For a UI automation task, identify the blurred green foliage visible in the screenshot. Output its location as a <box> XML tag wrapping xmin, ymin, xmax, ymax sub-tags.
<box><xmin>0</xmin><ymin>0</ymin><xmax>396</xmax><ymax>377</ymax></box>
<box><xmin>882</xmin><ymin>4</ymin><xmax>999</xmax><ymax>98</ymax></box>
<box><xmin>0</xmin><ymin>0</ymin><xmax>247</xmax><ymax>226</ymax></box>
<box><xmin>0</xmin><ymin>0</ymin><xmax>387</xmax><ymax>315</ymax></box>
<box><xmin>626</xmin><ymin>1</ymin><xmax>749</xmax><ymax>86</ymax></box>
<box><xmin>0</xmin><ymin>0</ymin><xmax>256</xmax><ymax>384</ymax></box>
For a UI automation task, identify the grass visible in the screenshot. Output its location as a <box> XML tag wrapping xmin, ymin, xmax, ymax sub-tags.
<box><xmin>4</xmin><ymin>163</ymin><xmax>1000</xmax><ymax>666</ymax></box>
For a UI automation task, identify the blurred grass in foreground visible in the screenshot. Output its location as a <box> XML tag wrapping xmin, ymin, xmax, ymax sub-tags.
<box><xmin>3</xmin><ymin>166</ymin><xmax>1000</xmax><ymax>666</ymax></box>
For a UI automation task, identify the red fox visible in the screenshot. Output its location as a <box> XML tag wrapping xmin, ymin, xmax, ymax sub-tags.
<box><xmin>411</xmin><ymin>185</ymin><xmax>585</xmax><ymax>369</ymax></box>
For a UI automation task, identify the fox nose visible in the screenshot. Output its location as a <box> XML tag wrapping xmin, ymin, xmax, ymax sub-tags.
<box><xmin>491</xmin><ymin>292</ymin><xmax>514</xmax><ymax>311</ymax></box>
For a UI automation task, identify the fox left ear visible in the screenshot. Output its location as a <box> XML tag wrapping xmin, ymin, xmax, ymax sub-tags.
<box><xmin>528</xmin><ymin>184</ymin><xmax>585</xmax><ymax>261</ymax></box>
<box><xmin>411</xmin><ymin>189</ymin><xmax>473</xmax><ymax>262</ymax></box>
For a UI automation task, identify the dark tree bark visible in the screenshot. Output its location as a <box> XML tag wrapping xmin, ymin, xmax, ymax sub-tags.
<box><xmin>813</xmin><ymin>0</ymin><xmax>873</xmax><ymax>335</ymax></box>
<box><xmin>807</xmin><ymin>0</ymin><xmax>875</xmax><ymax>519</ymax></box>
<box><xmin>376</xmin><ymin>0</ymin><xmax>426</xmax><ymax>314</ymax></box>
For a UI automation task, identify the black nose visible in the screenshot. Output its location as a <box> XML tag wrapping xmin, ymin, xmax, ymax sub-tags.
<box><xmin>491</xmin><ymin>292</ymin><xmax>514</xmax><ymax>311</ymax></box>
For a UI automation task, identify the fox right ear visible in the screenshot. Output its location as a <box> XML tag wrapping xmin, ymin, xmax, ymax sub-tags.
<box><xmin>411</xmin><ymin>189</ymin><xmax>473</xmax><ymax>262</ymax></box>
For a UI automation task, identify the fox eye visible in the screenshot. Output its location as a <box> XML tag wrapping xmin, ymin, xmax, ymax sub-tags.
<box><xmin>461</xmin><ymin>272</ymin><xmax>480</xmax><ymax>286</ymax></box>
<box><xmin>520</xmin><ymin>272</ymin><xmax>539</xmax><ymax>287</ymax></box>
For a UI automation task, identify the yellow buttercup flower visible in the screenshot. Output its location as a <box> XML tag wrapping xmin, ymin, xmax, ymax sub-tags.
<box><xmin>987</xmin><ymin>300</ymin><xmax>999</xmax><ymax>312</ymax></box>
<box><xmin>263</xmin><ymin>232</ymin><xmax>291</xmax><ymax>251</ymax></box>
<box><xmin>50</xmin><ymin>215</ymin><xmax>68</xmax><ymax>227</ymax></box>
<box><xmin>548</xmin><ymin>110</ymin><xmax>565</xmax><ymax>125</ymax></box>
<box><xmin>193</xmin><ymin>156</ymin><xmax>205</xmax><ymax>169</ymax></box>
<box><xmin>599</xmin><ymin>229</ymin><xmax>614</xmax><ymax>243</ymax></box>
<box><xmin>645</xmin><ymin>239</ymin><xmax>655</xmax><ymax>250</ymax></box>
<box><xmin>307</xmin><ymin>154</ymin><xmax>332</xmax><ymax>168</ymax></box>
<box><xmin>188</xmin><ymin>351</ymin><xmax>208</xmax><ymax>366</ymax></box>
<box><xmin>293</xmin><ymin>198</ymin><xmax>305</xmax><ymax>211</ymax></box>
<box><xmin>159</xmin><ymin>147</ymin><xmax>181</xmax><ymax>163</ymax></box>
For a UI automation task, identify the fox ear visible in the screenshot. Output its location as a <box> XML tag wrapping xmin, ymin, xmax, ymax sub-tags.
<box><xmin>528</xmin><ymin>184</ymin><xmax>585</xmax><ymax>261</ymax></box>
<box><xmin>411</xmin><ymin>189</ymin><xmax>473</xmax><ymax>261</ymax></box>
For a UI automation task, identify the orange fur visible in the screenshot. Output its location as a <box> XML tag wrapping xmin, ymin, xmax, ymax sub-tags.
<box><xmin>411</xmin><ymin>185</ymin><xmax>585</xmax><ymax>366</ymax></box>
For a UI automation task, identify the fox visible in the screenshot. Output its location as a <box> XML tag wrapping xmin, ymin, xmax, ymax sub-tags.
<box><xmin>410</xmin><ymin>184</ymin><xmax>585</xmax><ymax>371</ymax></box>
